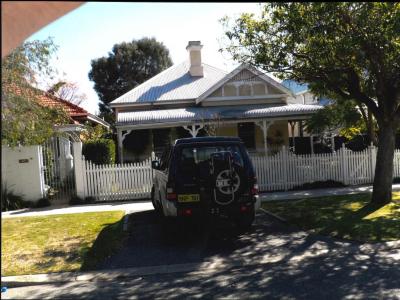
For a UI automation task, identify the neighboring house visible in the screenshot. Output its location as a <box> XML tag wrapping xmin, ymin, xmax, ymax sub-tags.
<box><xmin>281</xmin><ymin>80</ymin><xmax>332</xmax><ymax>138</ymax></box>
<box><xmin>110</xmin><ymin>41</ymin><xmax>323</xmax><ymax>162</ymax></box>
<box><xmin>4</xmin><ymin>84</ymin><xmax>110</xmax><ymax>139</ymax></box>
<box><xmin>35</xmin><ymin>89</ymin><xmax>110</xmax><ymax>138</ymax></box>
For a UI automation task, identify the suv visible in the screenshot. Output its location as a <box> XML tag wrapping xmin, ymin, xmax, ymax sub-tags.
<box><xmin>151</xmin><ymin>136</ymin><xmax>260</xmax><ymax>228</ymax></box>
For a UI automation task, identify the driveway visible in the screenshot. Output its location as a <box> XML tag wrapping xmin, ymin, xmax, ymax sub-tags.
<box><xmin>3</xmin><ymin>210</ymin><xmax>400</xmax><ymax>299</ymax></box>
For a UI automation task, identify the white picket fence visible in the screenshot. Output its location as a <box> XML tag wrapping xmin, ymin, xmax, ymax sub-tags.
<box><xmin>83</xmin><ymin>158</ymin><xmax>153</xmax><ymax>201</ymax></box>
<box><xmin>79</xmin><ymin>145</ymin><xmax>400</xmax><ymax>201</ymax></box>
<box><xmin>250</xmin><ymin>145</ymin><xmax>400</xmax><ymax>192</ymax></box>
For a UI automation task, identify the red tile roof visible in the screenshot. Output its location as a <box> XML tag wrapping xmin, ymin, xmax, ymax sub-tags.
<box><xmin>35</xmin><ymin>92</ymin><xmax>89</xmax><ymax>117</ymax></box>
<box><xmin>4</xmin><ymin>83</ymin><xmax>88</xmax><ymax>119</ymax></box>
<box><xmin>4</xmin><ymin>83</ymin><xmax>109</xmax><ymax>128</ymax></box>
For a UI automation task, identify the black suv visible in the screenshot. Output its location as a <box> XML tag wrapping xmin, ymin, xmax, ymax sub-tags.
<box><xmin>151</xmin><ymin>136</ymin><xmax>260</xmax><ymax>228</ymax></box>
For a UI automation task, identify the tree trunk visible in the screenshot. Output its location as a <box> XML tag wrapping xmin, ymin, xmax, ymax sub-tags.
<box><xmin>371</xmin><ymin>123</ymin><xmax>396</xmax><ymax>205</ymax></box>
<box><xmin>367</xmin><ymin>109</ymin><xmax>377</xmax><ymax>145</ymax></box>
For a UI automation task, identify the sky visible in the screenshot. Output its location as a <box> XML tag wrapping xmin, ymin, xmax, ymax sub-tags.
<box><xmin>27</xmin><ymin>2</ymin><xmax>263</xmax><ymax>114</ymax></box>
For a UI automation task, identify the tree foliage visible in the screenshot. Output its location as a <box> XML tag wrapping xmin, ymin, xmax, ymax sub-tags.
<box><xmin>88</xmin><ymin>37</ymin><xmax>173</xmax><ymax>122</ymax></box>
<box><xmin>2</xmin><ymin>38</ymin><xmax>69</xmax><ymax>147</ymax></box>
<box><xmin>305</xmin><ymin>100</ymin><xmax>363</xmax><ymax>138</ymax></box>
<box><xmin>221</xmin><ymin>3</ymin><xmax>400</xmax><ymax>205</ymax></box>
<box><xmin>80</xmin><ymin>123</ymin><xmax>111</xmax><ymax>142</ymax></box>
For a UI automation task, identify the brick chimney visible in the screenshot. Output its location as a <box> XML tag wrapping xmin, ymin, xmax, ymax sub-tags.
<box><xmin>186</xmin><ymin>41</ymin><xmax>204</xmax><ymax>77</ymax></box>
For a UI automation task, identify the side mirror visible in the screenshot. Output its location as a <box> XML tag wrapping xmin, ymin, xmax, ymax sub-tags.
<box><xmin>152</xmin><ymin>160</ymin><xmax>160</xmax><ymax>169</ymax></box>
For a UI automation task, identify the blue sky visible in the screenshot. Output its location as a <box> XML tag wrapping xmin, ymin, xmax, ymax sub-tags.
<box><xmin>27</xmin><ymin>2</ymin><xmax>262</xmax><ymax>114</ymax></box>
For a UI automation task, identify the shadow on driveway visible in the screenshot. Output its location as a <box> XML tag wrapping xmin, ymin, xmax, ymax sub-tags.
<box><xmin>4</xmin><ymin>210</ymin><xmax>400</xmax><ymax>299</ymax></box>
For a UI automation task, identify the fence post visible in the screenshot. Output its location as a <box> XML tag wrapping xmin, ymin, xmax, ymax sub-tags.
<box><xmin>340</xmin><ymin>143</ymin><xmax>348</xmax><ymax>185</ymax></box>
<box><xmin>73</xmin><ymin>142</ymin><xmax>85</xmax><ymax>199</ymax></box>
<box><xmin>282</xmin><ymin>146</ymin><xmax>289</xmax><ymax>191</ymax></box>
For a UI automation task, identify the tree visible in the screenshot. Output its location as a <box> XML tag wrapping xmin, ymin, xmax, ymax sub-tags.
<box><xmin>2</xmin><ymin>38</ymin><xmax>69</xmax><ymax>147</ymax></box>
<box><xmin>88</xmin><ymin>37</ymin><xmax>173</xmax><ymax>124</ymax></box>
<box><xmin>47</xmin><ymin>81</ymin><xmax>87</xmax><ymax>106</ymax></box>
<box><xmin>305</xmin><ymin>100</ymin><xmax>364</xmax><ymax>140</ymax></box>
<box><xmin>221</xmin><ymin>3</ymin><xmax>400</xmax><ymax>205</ymax></box>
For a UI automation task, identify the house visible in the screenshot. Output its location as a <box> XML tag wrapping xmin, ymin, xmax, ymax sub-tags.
<box><xmin>110</xmin><ymin>41</ymin><xmax>323</xmax><ymax>163</ymax></box>
<box><xmin>35</xmin><ymin>89</ymin><xmax>110</xmax><ymax>137</ymax></box>
<box><xmin>4</xmin><ymin>84</ymin><xmax>110</xmax><ymax>139</ymax></box>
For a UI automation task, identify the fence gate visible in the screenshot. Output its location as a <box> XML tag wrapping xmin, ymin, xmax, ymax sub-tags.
<box><xmin>42</xmin><ymin>136</ymin><xmax>76</xmax><ymax>203</ymax></box>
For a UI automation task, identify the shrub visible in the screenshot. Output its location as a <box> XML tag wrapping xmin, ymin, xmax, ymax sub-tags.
<box><xmin>393</xmin><ymin>177</ymin><xmax>400</xmax><ymax>184</ymax></box>
<box><xmin>1</xmin><ymin>183</ymin><xmax>26</xmax><ymax>212</ymax></box>
<box><xmin>84</xmin><ymin>196</ymin><xmax>96</xmax><ymax>204</ymax></box>
<box><xmin>291</xmin><ymin>180</ymin><xmax>346</xmax><ymax>191</ymax></box>
<box><xmin>69</xmin><ymin>195</ymin><xmax>85</xmax><ymax>206</ymax></box>
<box><xmin>35</xmin><ymin>198</ymin><xmax>51</xmax><ymax>208</ymax></box>
<box><xmin>83</xmin><ymin>139</ymin><xmax>116</xmax><ymax>164</ymax></box>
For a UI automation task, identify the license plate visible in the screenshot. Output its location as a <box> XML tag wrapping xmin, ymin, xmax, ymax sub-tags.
<box><xmin>178</xmin><ymin>194</ymin><xmax>200</xmax><ymax>203</ymax></box>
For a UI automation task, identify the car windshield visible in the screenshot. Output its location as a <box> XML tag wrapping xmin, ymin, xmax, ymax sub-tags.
<box><xmin>178</xmin><ymin>145</ymin><xmax>244</xmax><ymax>177</ymax></box>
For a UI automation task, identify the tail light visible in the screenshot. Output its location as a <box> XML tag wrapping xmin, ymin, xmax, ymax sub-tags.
<box><xmin>183</xmin><ymin>208</ymin><xmax>192</xmax><ymax>216</ymax></box>
<box><xmin>166</xmin><ymin>187</ymin><xmax>176</xmax><ymax>201</ymax></box>
<box><xmin>240</xmin><ymin>205</ymin><xmax>249</xmax><ymax>212</ymax></box>
<box><xmin>250</xmin><ymin>177</ymin><xmax>259</xmax><ymax>196</ymax></box>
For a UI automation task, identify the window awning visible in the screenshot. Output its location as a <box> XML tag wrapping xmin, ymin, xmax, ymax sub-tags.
<box><xmin>116</xmin><ymin>104</ymin><xmax>322</xmax><ymax>129</ymax></box>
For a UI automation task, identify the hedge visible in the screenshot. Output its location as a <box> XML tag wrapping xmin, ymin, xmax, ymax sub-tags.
<box><xmin>83</xmin><ymin>139</ymin><xmax>116</xmax><ymax>164</ymax></box>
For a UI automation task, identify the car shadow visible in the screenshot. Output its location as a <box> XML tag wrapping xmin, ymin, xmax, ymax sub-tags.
<box><xmin>96</xmin><ymin>209</ymin><xmax>295</xmax><ymax>270</ymax></box>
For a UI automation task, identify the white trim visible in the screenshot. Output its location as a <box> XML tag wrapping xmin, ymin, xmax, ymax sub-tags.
<box><xmin>183</xmin><ymin>124</ymin><xmax>204</xmax><ymax>137</ymax></box>
<box><xmin>55</xmin><ymin>124</ymin><xmax>85</xmax><ymax>132</ymax></box>
<box><xmin>203</xmin><ymin>94</ymin><xmax>287</xmax><ymax>102</ymax></box>
<box><xmin>115</xmin><ymin>114</ymin><xmax>314</xmax><ymax>131</ymax></box>
<box><xmin>196</xmin><ymin>64</ymin><xmax>294</xmax><ymax>104</ymax></box>
<box><xmin>255</xmin><ymin>120</ymin><xmax>274</xmax><ymax>154</ymax></box>
<box><xmin>86</xmin><ymin>114</ymin><xmax>110</xmax><ymax>129</ymax></box>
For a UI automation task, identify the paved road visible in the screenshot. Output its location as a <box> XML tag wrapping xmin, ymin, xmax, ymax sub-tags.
<box><xmin>3</xmin><ymin>211</ymin><xmax>400</xmax><ymax>299</ymax></box>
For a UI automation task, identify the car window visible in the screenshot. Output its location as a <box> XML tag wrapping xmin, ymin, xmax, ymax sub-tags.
<box><xmin>178</xmin><ymin>145</ymin><xmax>244</xmax><ymax>174</ymax></box>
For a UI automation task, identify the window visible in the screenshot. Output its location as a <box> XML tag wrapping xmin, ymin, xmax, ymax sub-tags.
<box><xmin>178</xmin><ymin>145</ymin><xmax>244</xmax><ymax>177</ymax></box>
<box><xmin>237</xmin><ymin>123</ymin><xmax>255</xmax><ymax>149</ymax></box>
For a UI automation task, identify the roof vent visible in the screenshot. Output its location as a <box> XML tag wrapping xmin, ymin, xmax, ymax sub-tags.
<box><xmin>186</xmin><ymin>41</ymin><xmax>204</xmax><ymax>77</ymax></box>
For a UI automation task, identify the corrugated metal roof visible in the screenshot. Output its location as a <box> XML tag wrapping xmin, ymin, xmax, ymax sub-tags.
<box><xmin>116</xmin><ymin>104</ymin><xmax>322</xmax><ymax>127</ymax></box>
<box><xmin>110</xmin><ymin>61</ymin><xmax>227</xmax><ymax>105</ymax></box>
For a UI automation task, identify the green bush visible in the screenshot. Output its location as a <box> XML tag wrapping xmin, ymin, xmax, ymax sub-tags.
<box><xmin>35</xmin><ymin>198</ymin><xmax>51</xmax><ymax>208</ymax></box>
<box><xmin>1</xmin><ymin>183</ymin><xmax>27</xmax><ymax>212</ymax></box>
<box><xmin>83</xmin><ymin>139</ymin><xmax>116</xmax><ymax>164</ymax></box>
<box><xmin>291</xmin><ymin>180</ymin><xmax>346</xmax><ymax>191</ymax></box>
<box><xmin>393</xmin><ymin>177</ymin><xmax>400</xmax><ymax>184</ymax></box>
<box><xmin>69</xmin><ymin>196</ymin><xmax>85</xmax><ymax>206</ymax></box>
<box><xmin>84</xmin><ymin>196</ymin><xmax>96</xmax><ymax>204</ymax></box>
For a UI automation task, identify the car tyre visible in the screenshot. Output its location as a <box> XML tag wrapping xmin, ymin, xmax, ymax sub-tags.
<box><xmin>151</xmin><ymin>186</ymin><xmax>162</xmax><ymax>216</ymax></box>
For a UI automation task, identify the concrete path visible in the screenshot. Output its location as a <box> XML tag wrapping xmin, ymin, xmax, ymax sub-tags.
<box><xmin>260</xmin><ymin>183</ymin><xmax>400</xmax><ymax>201</ymax></box>
<box><xmin>1</xmin><ymin>201</ymin><xmax>153</xmax><ymax>219</ymax></box>
<box><xmin>3</xmin><ymin>184</ymin><xmax>400</xmax><ymax>218</ymax></box>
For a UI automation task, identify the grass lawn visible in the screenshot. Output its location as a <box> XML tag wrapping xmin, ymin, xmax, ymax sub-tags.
<box><xmin>262</xmin><ymin>192</ymin><xmax>400</xmax><ymax>242</ymax></box>
<box><xmin>1</xmin><ymin>211</ymin><xmax>125</xmax><ymax>276</ymax></box>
